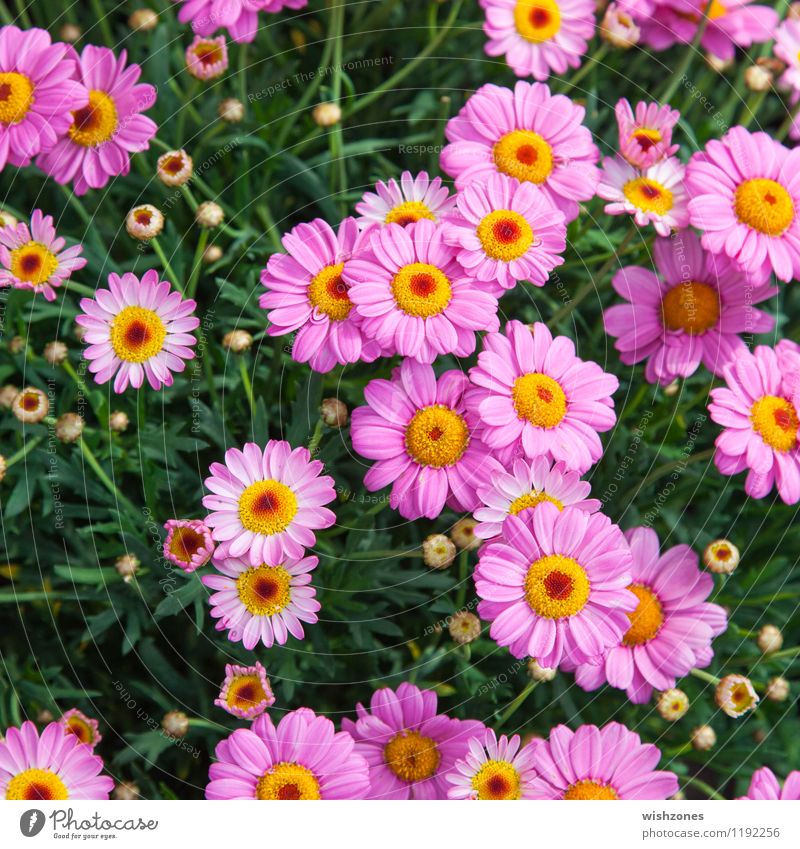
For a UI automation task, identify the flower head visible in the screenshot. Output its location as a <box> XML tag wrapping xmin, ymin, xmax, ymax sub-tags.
<box><xmin>615</xmin><ymin>99</ymin><xmax>680</xmax><ymax>169</ymax></box>
<box><xmin>185</xmin><ymin>35</ymin><xmax>228</xmax><ymax>80</ymax></box>
<box><xmin>354</xmin><ymin>171</ymin><xmax>456</xmax><ymax>230</ymax></box>
<box><xmin>740</xmin><ymin>767</ymin><xmax>800</xmax><ymax>800</ymax></box>
<box><xmin>157</xmin><ymin>149</ymin><xmax>193</xmax><ymax>186</ymax></box>
<box><xmin>600</xmin><ymin>4</ymin><xmax>641</xmax><ymax>48</ymax></box>
<box><xmin>215</xmin><ymin>661</ymin><xmax>275</xmax><ymax>719</ymax></box>
<box><xmin>59</xmin><ymin>709</ymin><xmax>101</xmax><ymax>749</ymax></box>
<box><xmin>775</xmin><ymin>18</ymin><xmax>800</xmax><ymax>98</ymax></box>
<box><xmin>703</xmin><ymin>539</ymin><xmax>739</xmax><ymax>573</ymax></box>
<box><xmin>446</xmin><ymin>728</ymin><xmax>538</xmax><ymax>799</ymax></box>
<box><xmin>163</xmin><ymin>519</ymin><xmax>215</xmax><ymax>572</ymax></box>
<box><xmin>715</xmin><ymin>674</ymin><xmax>759</xmax><ymax>718</ymax></box>
<box><xmin>125</xmin><ymin>204</ymin><xmax>164</xmax><ymax>240</ymax></box>
<box><xmin>11</xmin><ymin>386</ymin><xmax>48</xmax><ymax>423</ymax></box>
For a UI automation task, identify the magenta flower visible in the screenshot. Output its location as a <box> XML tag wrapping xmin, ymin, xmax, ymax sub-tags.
<box><xmin>443</xmin><ymin>172</ymin><xmax>566</xmax><ymax>295</ymax></box>
<box><xmin>709</xmin><ymin>345</ymin><xmax>800</xmax><ymax>504</ymax></box>
<box><xmin>0</xmin><ymin>209</ymin><xmax>87</xmax><ymax>301</ymax></box>
<box><xmin>206</xmin><ymin>708</ymin><xmax>370</xmax><ymax>799</ymax></box>
<box><xmin>354</xmin><ymin>171</ymin><xmax>456</xmax><ymax>230</ymax></box>
<box><xmin>214</xmin><ymin>661</ymin><xmax>276</xmax><ymax>719</ymax></box>
<box><xmin>0</xmin><ymin>720</ymin><xmax>113</xmax><ymax>799</ymax></box>
<box><xmin>467</xmin><ymin>320</ymin><xmax>618</xmax><ymax>474</ymax></box>
<box><xmin>567</xmin><ymin>527</ymin><xmax>727</xmax><ymax>704</ymax></box>
<box><xmin>342</xmin><ymin>682</ymin><xmax>485</xmax><ymax>800</ymax></box>
<box><xmin>59</xmin><ymin>709</ymin><xmax>102</xmax><ymax>750</ymax></box>
<box><xmin>351</xmin><ymin>358</ymin><xmax>493</xmax><ymax>520</ymax></box>
<box><xmin>345</xmin><ymin>219</ymin><xmax>499</xmax><ymax>363</ymax></box>
<box><xmin>740</xmin><ymin>767</ymin><xmax>800</xmax><ymax>800</ymax></box>
<box><xmin>604</xmin><ymin>229</ymin><xmax>776</xmax><ymax>385</ymax></box>
<box><xmin>37</xmin><ymin>46</ymin><xmax>157</xmax><ymax>196</ymax></box>
<box><xmin>185</xmin><ymin>35</ymin><xmax>228</xmax><ymax>81</ymax></box>
<box><xmin>528</xmin><ymin>723</ymin><xmax>679</xmax><ymax>799</ymax></box>
<box><xmin>446</xmin><ymin>728</ymin><xmax>538</xmax><ymax>800</ymax></box>
<box><xmin>260</xmin><ymin>217</ymin><xmax>380</xmax><ymax>373</ymax></box>
<box><xmin>775</xmin><ymin>19</ymin><xmax>800</xmax><ymax>101</ymax></box>
<box><xmin>440</xmin><ymin>81</ymin><xmax>600</xmax><ymax>222</ymax></box>
<box><xmin>474</xmin><ymin>503</ymin><xmax>636</xmax><ymax>667</ymax></box>
<box><xmin>76</xmin><ymin>270</ymin><xmax>199</xmax><ymax>393</ymax></box>
<box><xmin>685</xmin><ymin>127</ymin><xmax>800</xmax><ymax>284</ymax></box>
<box><xmin>174</xmin><ymin>0</ymin><xmax>308</xmax><ymax>43</ymax></box>
<box><xmin>163</xmin><ymin>519</ymin><xmax>215</xmax><ymax>573</ymax></box>
<box><xmin>615</xmin><ymin>99</ymin><xmax>679</xmax><ymax>169</ymax></box>
<box><xmin>202</xmin><ymin>440</ymin><xmax>336</xmax><ymax>566</ymax></box>
<box><xmin>0</xmin><ymin>26</ymin><xmax>86</xmax><ymax>170</ymax></box>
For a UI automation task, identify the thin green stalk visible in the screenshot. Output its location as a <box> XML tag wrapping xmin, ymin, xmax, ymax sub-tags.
<box><xmin>176</xmin><ymin>80</ymin><xmax>199</xmax><ymax>146</ymax></box>
<box><xmin>59</xmin><ymin>184</ymin><xmax>93</xmax><ymax>228</ymax></box>
<box><xmin>690</xmin><ymin>667</ymin><xmax>720</xmax><ymax>686</ymax></box>
<box><xmin>307</xmin><ymin>418</ymin><xmax>325</xmax><ymax>457</ymax></box>
<box><xmin>13</xmin><ymin>0</ymin><xmax>32</xmax><ymax>28</ymax></box>
<box><xmin>186</xmin><ymin>230</ymin><xmax>209</xmax><ymax>300</ymax></box>
<box><xmin>327</xmin><ymin>1</ymin><xmax>348</xmax><ymax>210</ymax></box>
<box><xmin>79</xmin><ymin>439</ymin><xmax>139</xmax><ymax>517</ymax></box>
<box><xmin>639</xmin><ymin>447</ymin><xmax>714</xmax><ymax>489</ymax></box>
<box><xmin>682</xmin><ymin>775</ymin><xmax>725</xmax><ymax>800</ymax></box>
<box><xmin>658</xmin><ymin>0</ymin><xmax>715</xmax><ymax>104</ymax></box>
<box><xmin>5</xmin><ymin>435</ymin><xmax>44</xmax><ymax>467</ymax></box>
<box><xmin>239</xmin><ymin>357</ymin><xmax>255</xmax><ymax>418</ymax></box>
<box><xmin>737</xmin><ymin>90</ymin><xmax>767</xmax><ymax>130</ymax></box>
<box><xmin>763</xmin><ymin>645</ymin><xmax>800</xmax><ymax>661</ymax></box>
<box><xmin>558</xmin><ymin>43</ymin><xmax>609</xmax><ymax>94</ymax></box>
<box><xmin>455</xmin><ymin>548</ymin><xmax>469</xmax><ymax>611</ymax></box>
<box><xmin>64</xmin><ymin>279</ymin><xmax>98</xmax><ymax>298</ymax></box>
<box><xmin>150</xmin><ymin>237</ymin><xmax>184</xmax><ymax>293</ymax></box>
<box><xmin>497</xmin><ymin>680</ymin><xmax>539</xmax><ymax>727</ymax></box>
<box><xmin>89</xmin><ymin>0</ymin><xmax>113</xmax><ymax>45</ymax></box>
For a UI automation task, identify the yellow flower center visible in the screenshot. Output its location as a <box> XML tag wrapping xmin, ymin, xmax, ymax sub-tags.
<box><xmin>525</xmin><ymin>553</ymin><xmax>590</xmax><ymax>619</ymax></box>
<box><xmin>477</xmin><ymin>209</ymin><xmax>534</xmax><ymax>261</ymax></box>
<box><xmin>308</xmin><ymin>262</ymin><xmax>352</xmax><ymax>321</ymax></box>
<box><xmin>191</xmin><ymin>40</ymin><xmax>225</xmax><ymax>66</ymax></box>
<box><xmin>238</xmin><ymin>480</ymin><xmax>298</xmax><ymax>536</ymax></box>
<box><xmin>509</xmin><ymin>490</ymin><xmax>564</xmax><ymax>514</ymax></box>
<box><xmin>384</xmin><ymin>731</ymin><xmax>441</xmax><ymax>783</ymax></box>
<box><xmin>709</xmin><ymin>542</ymin><xmax>732</xmax><ymax>562</ymax></box>
<box><xmin>563</xmin><ymin>780</ymin><xmax>619</xmax><ymax>800</ymax></box>
<box><xmin>18</xmin><ymin>390</ymin><xmax>44</xmax><ymax>413</ymax></box>
<box><xmin>161</xmin><ymin>154</ymin><xmax>187</xmax><ymax>175</ymax></box>
<box><xmin>9</xmin><ymin>242</ymin><xmax>58</xmax><ymax>286</ymax></box>
<box><xmin>708</xmin><ymin>0</ymin><xmax>727</xmax><ymax>19</ymax></box>
<box><xmin>629</xmin><ymin>128</ymin><xmax>662</xmax><ymax>154</ymax></box>
<box><xmin>494</xmin><ymin>130</ymin><xmax>554</xmax><ymax>184</ymax></box>
<box><xmin>728</xmin><ymin>682</ymin><xmax>755</xmax><ymax>713</ymax></box>
<box><xmin>63</xmin><ymin>716</ymin><xmax>94</xmax><ymax>745</ymax></box>
<box><xmin>734</xmin><ymin>178</ymin><xmax>795</xmax><ymax>237</ymax></box>
<box><xmin>622</xmin><ymin>177</ymin><xmax>674</xmax><ymax>216</ymax></box>
<box><xmin>391</xmin><ymin>261</ymin><xmax>452</xmax><ymax>317</ymax></box>
<box><xmin>385</xmin><ymin>200</ymin><xmax>436</xmax><ymax>226</ymax></box>
<box><xmin>660</xmin><ymin>281</ymin><xmax>720</xmax><ymax>335</ymax></box>
<box><xmin>405</xmin><ymin>405</ymin><xmax>469</xmax><ymax>467</ymax></box>
<box><xmin>6</xmin><ymin>768</ymin><xmax>69</xmax><ymax>800</ymax></box>
<box><xmin>0</xmin><ymin>71</ymin><xmax>34</xmax><ymax>124</ymax></box>
<box><xmin>109</xmin><ymin>306</ymin><xmax>167</xmax><ymax>363</ymax></box>
<box><xmin>256</xmin><ymin>762</ymin><xmax>321</xmax><ymax>800</ymax></box>
<box><xmin>69</xmin><ymin>90</ymin><xmax>118</xmax><ymax>147</ymax></box>
<box><xmin>512</xmin><ymin>372</ymin><xmax>567</xmax><ymax>428</ymax></box>
<box><xmin>168</xmin><ymin>526</ymin><xmax>206</xmax><ymax>562</ymax></box>
<box><xmin>471</xmin><ymin>760</ymin><xmax>522</xmax><ymax>800</ymax></box>
<box><xmin>622</xmin><ymin>584</ymin><xmax>665</xmax><ymax>646</ymax></box>
<box><xmin>514</xmin><ymin>0</ymin><xmax>562</xmax><ymax>43</ymax></box>
<box><xmin>750</xmin><ymin>395</ymin><xmax>799</xmax><ymax>452</ymax></box>
<box><xmin>226</xmin><ymin>674</ymin><xmax>269</xmax><ymax>712</ymax></box>
<box><xmin>236</xmin><ymin>564</ymin><xmax>292</xmax><ymax>617</ymax></box>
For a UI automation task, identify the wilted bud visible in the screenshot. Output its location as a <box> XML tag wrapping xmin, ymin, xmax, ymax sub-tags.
<box><xmin>115</xmin><ymin>554</ymin><xmax>140</xmax><ymax>582</ymax></box>
<box><xmin>0</xmin><ymin>384</ymin><xmax>20</xmax><ymax>408</ymax></box>
<box><xmin>113</xmin><ymin>781</ymin><xmax>142</xmax><ymax>800</ymax></box>
<box><xmin>744</xmin><ymin>64</ymin><xmax>773</xmax><ymax>93</ymax></box>
<box><xmin>12</xmin><ymin>387</ymin><xmax>48</xmax><ymax>423</ymax></box>
<box><xmin>55</xmin><ymin>413</ymin><xmax>84</xmax><ymax>443</ymax></box>
<box><xmin>157</xmin><ymin>149</ymin><xmax>193</xmax><ymax>186</ymax></box>
<box><xmin>43</xmin><ymin>341</ymin><xmax>68</xmax><ymax>366</ymax></box>
<box><xmin>448</xmin><ymin>610</ymin><xmax>481</xmax><ymax>645</ymax></box>
<box><xmin>129</xmin><ymin>8</ymin><xmax>158</xmax><ymax>31</ymax></box>
<box><xmin>161</xmin><ymin>710</ymin><xmax>189</xmax><ymax>739</ymax></box>
<box><xmin>312</xmin><ymin>102</ymin><xmax>342</xmax><ymax>127</ymax></box>
<box><xmin>126</xmin><ymin>204</ymin><xmax>164</xmax><ymax>240</ymax></box>
<box><xmin>58</xmin><ymin>23</ymin><xmax>82</xmax><ymax>42</ymax></box>
<box><xmin>600</xmin><ymin>3</ymin><xmax>640</xmax><ymax>49</ymax></box>
<box><xmin>715</xmin><ymin>674</ymin><xmax>758</xmax><ymax>718</ymax></box>
<box><xmin>757</xmin><ymin>624</ymin><xmax>783</xmax><ymax>655</ymax></box>
<box><xmin>218</xmin><ymin>97</ymin><xmax>244</xmax><ymax>123</ymax></box>
<box><xmin>196</xmin><ymin>201</ymin><xmax>224</xmax><ymax>229</ymax></box>
<box><xmin>450</xmin><ymin>517</ymin><xmax>480</xmax><ymax>551</ymax></box>
<box><xmin>766</xmin><ymin>676</ymin><xmax>789</xmax><ymax>702</ymax></box>
<box><xmin>109</xmin><ymin>411</ymin><xmax>130</xmax><ymax>433</ymax></box>
<box><xmin>422</xmin><ymin>533</ymin><xmax>456</xmax><ymax>569</ymax></box>
<box><xmin>527</xmin><ymin>659</ymin><xmax>556</xmax><ymax>682</ymax></box>
<box><xmin>656</xmin><ymin>688</ymin><xmax>689</xmax><ymax>721</ymax></box>
<box><xmin>203</xmin><ymin>244</ymin><xmax>223</xmax><ymax>264</ymax></box>
<box><xmin>222</xmin><ymin>329</ymin><xmax>253</xmax><ymax>353</ymax></box>
<box><xmin>321</xmin><ymin>397</ymin><xmax>348</xmax><ymax>428</ymax></box>
<box><xmin>691</xmin><ymin>725</ymin><xmax>716</xmax><ymax>751</ymax></box>
<box><xmin>703</xmin><ymin>539</ymin><xmax>739</xmax><ymax>574</ymax></box>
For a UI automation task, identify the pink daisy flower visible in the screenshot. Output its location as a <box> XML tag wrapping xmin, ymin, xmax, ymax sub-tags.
<box><xmin>0</xmin><ymin>26</ymin><xmax>86</xmax><ymax>170</ymax></box>
<box><xmin>466</xmin><ymin>320</ymin><xmax>618</xmax><ymax>474</ymax></box>
<box><xmin>344</xmin><ymin>219</ymin><xmax>499</xmax><ymax>364</ymax></box>
<box><xmin>445</xmin><ymin>728</ymin><xmax>538</xmax><ymax>800</ymax></box>
<box><xmin>350</xmin><ymin>358</ymin><xmax>492</xmax><ymax>521</ymax></box>
<box><xmin>0</xmin><ymin>209</ymin><xmax>87</xmax><ymax>301</ymax></box>
<box><xmin>604</xmin><ymin>229</ymin><xmax>776</xmax><ymax>385</ymax></box>
<box><xmin>37</xmin><ymin>46</ymin><xmax>157</xmax><ymax>196</ymax></box>
<box><xmin>202</xmin><ymin>440</ymin><xmax>336</xmax><ymax>566</ymax></box>
<box><xmin>481</xmin><ymin>0</ymin><xmax>596</xmax><ymax>82</ymax></box>
<box><xmin>598</xmin><ymin>155</ymin><xmax>688</xmax><ymax>236</ymax></box>
<box><xmin>474</xmin><ymin>456</ymin><xmax>600</xmax><ymax>541</ymax></box>
<box><xmin>443</xmin><ymin>172</ymin><xmax>566</xmax><ymax>295</ymax></box>
<box><xmin>0</xmin><ymin>720</ymin><xmax>113</xmax><ymax>800</ymax></box>
<box><xmin>59</xmin><ymin>709</ymin><xmax>102</xmax><ymax>750</ymax></box>
<box><xmin>567</xmin><ymin>527</ymin><xmax>727</xmax><ymax>704</ymax></box>
<box><xmin>259</xmin><ymin>217</ymin><xmax>380</xmax><ymax>373</ymax></box>
<box><xmin>777</xmin><ymin>339</ymin><xmax>800</xmax><ymax>413</ymax></box>
<box><xmin>163</xmin><ymin>519</ymin><xmax>215</xmax><ymax>573</ymax></box>
<box><xmin>740</xmin><ymin>767</ymin><xmax>800</xmax><ymax>801</ymax></box>
<box><xmin>202</xmin><ymin>552</ymin><xmax>320</xmax><ymax>649</ymax></box>
<box><xmin>214</xmin><ymin>661</ymin><xmax>276</xmax><ymax>719</ymax></box>
<box><xmin>440</xmin><ymin>81</ymin><xmax>600</xmax><ymax>223</ymax></box>
<box><xmin>685</xmin><ymin>127</ymin><xmax>800</xmax><ymax>284</ymax></box>
<box><xmin>615</xmin><ymin>99</ymin><xmax>680</xmax><ymax>169</ymax></box>
<box><xmin>185</xmin><ymin>35</ymin><xmax>228</xmax><ymax>81</ymax></box>
<box><xmin>775</xmin><ymin>19</ymin><xmax>800</xmax><ymax>101</ymax></box>
<box><xmin>342</xmin><ymin>682</ymin><xmax>485</xmax><ymax>800</ymax></box>
<box><xmin>709</xmin><ymin>345</ymin><xmax>800</xmax><ymax>504</ymax></box>
<box><xmin>354</xmin><ymin>171</ymin><xmax>456</xmax><ymax>230</ymax></box>
<box><xmin>528</xmin><ymin>722</ymin><xmax>679</xmax><ymax>799</ymax></box>
<box><xmin>474</xmin><ymin>503</ymin><xmax>636</xmax><ymax>668</ymax></box>
<box><xmin>206</xmin><ymin>708</ymin><xmax>370</xmax><ymax>799</ymax></box>
<box><xmin>76</xmin><ymin>269</ymin><xmax>199</xmax><ymax>393</ymax></box>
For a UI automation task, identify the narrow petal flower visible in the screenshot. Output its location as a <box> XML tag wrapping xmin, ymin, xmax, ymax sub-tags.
<box><xmin>354</xmin><ymin>171</ymin><xmax>456</xmax><ymax>230</ymax></box>
<box><xmin>173</xmin><ymin>0</ymin><xmax>309</xmax><ymax>44</ymax></box>
<box><xmin>615</xmin><ymin>99</ymin><xmax>680</xmax><ymax>169</ymax></box>
<box><xmin>59</xmin><ymin>709</ymin><xmax>102</xmax><ymax>750</ymax></box>
<box><xmin>163</xmin><ymin>519</ymin><xmax>215</xmax><ymax>572</ymax></box>
<box><xmin>185</xmin><ymin>35</ymin><xmax>228</xmax><ymax>80</ymax></box>
<box><xmin>214</xmin><ymin>662</ymin><xmax>275</xmax><ymax>719</ymax></box>
<box><xmin>446</xmin><ymin>728</ymin><xmax>538</xmax><ymax>799</ymax></box>
<box><xmin>740</xmin><ymin>767</ymin><xmax>800</xmax><ymax>800</ymax></box>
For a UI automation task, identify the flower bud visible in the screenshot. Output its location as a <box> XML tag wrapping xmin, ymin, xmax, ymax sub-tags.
<box><xmin>222</xmin><ymin>330</ymin><xmax>253</xmax><ymax>353</ymax></box>
<box><xmin>448</xmin><ymin>610</ymin><xmax>481</xmax><ymax>645</ymax></box>
<box><xmin>55</xmin><ymin>412</ymin><xmax>84</xmax><ymax>444</ymax></box>
<box><xmin>12</xmin><ymin>387</ymin><xmax>48</xmax><ymax>423</ymax></box>
<box><xmin>691</xmin><ymin>724</ymin><xmax>716</xmax><ymax>751</ymax></box>
<box><xmin>715</xmin><ymin>674</ymin><xmax>758</xmax><ymax>718</ymax></box>
<box><xmin>115</xmin><ymin>554</ymin><xmax>140</xmax><ymax>582</ymax></box>
<box><xmin>109</xmin><ymin>411</ymin><xmax>130</xmax><ymax>433</ymax></box>
<box><xmin>527</xmin><ymin>659</ymin><xmax>556</xmax><ymax>682</ymax></box>
<box><xmin>703</xmin><ymin>539</ymin><xmax>739</xmax><ymax>574</ymax></box>
<box><xmin>186</xmin><ymin>35</ymin><xmax>228</xmax><ymax>81</ymax></box>
<box><xmin>59</xmin><ymin>23</ymin><xmax>82</xmax><ymax>42</ymax></box>
<box><xmin>8</xmin><ymin>335</ymin><xmax>25</xmax><ymax>354</ymax></box>
<box><xmin>312</xmin><ymin>102</ymin><xmax>342</xmax><ymax>127</ymax></box>
<box><xmin>113</xmin><ymin>781</ymin><xmax>142</xmax><ymax>800</ymax></box>
<box><xmin>161</xmin><ymin>710</ymin><xmax>189</xmax><ymax>739</ymax></box>
<box><xmin>0</xmin><ymin>455</ymin><xmax>7</xmax><ymax>483</ymax></box>
<box><xmin>600</xmin><ymin>4</ymin><xmax>640</xmax><ymax>49</ymax></box>
<box><xmin>0</xmin><ymin>209</ymin><xmax>17</xmax><ymax>228</ymax></box>
<box><xmin>450</xmin><ymin>517</ymin><xmax>480</xmax><ymax>551</ymax></box>
<box><xmin>656</xmin><ymin>688</ymin><xmax>689</xmax><ymax>721</ymax></box>
<box><xmin>321</xmin><ymin>397</ymin><xmax>348</xmax><ymax>428</ymax></box>
<box><xmin>43</xmin><ymin>341</ymin><xmax>68</xmax><ymax>366</ymax></box>
<box><xmin>218</xmin><ymin>98</ymin><xmax>244</xmax><ymax>123</ymax></box>
<box><xmin>203</xmin><ymin>245</ymin><xmax>223</xmax><ymax>264</ymax></box>
<box><xmin>422</xmin><ymin>533</ymin><xmax>456</xmax><ymax>570</ymax></box>
<box><xmin>126</xmin><ymin>204</ymin><xmax>164</xmax><ymax>240</ymax></box>
<box><xmin>157</xmin><ymin>149</ymin><xmax>193</xmax><ymax>186</ymax></box>
<box><xmin>766</xmin><ymin>676</ymin><xmax>789</xmax><ymax>702</ymax></box>
<box><xmin>757</xmin><ymin>624</ymin><xmax>783</xmax><ymax>655</ymax></box>
<box><xmin>36</xmin><ymin>709</ymin><xmax>55</xmax><ymax>724</ymax></box>
<box><xmin>663</xmin><ymin>379</ymin><xmax>680</xmax><ymax>397</ymax></box>
<box><xmin>705</xmin><ymin>53</ymin><xmax>734</xmax><ymax>73</ymax></box>
<box><xmin>129</xmin><ymin>8</ymin><xmax>158</xmax><ymax>31</ymax></box>
<box><xmin>0</xmin><ymin>384</ymin><xmax>20</xmax><ymax>408</ymax></box>
<box><xmin>744</xmin><ymin>64</ymin><xmax>773</xmax><ymax>93</ymax></box>
<box><xmin>196</xmin><ymin>201</ymin><xmax>224</xmax><ymax>229</ymax></box>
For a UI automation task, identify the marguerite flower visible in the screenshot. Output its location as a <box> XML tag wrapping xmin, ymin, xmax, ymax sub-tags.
<box><xmin>685</xmin><ymin>127</ymin><xmax>800</xmax><ymax>284</ymax></box>
<box><xmin>202</xmin><ymin>440</ymin><xmax>336</xmax><ymax>565</ymax></box>
<box><xmin>163</xmin><ymin>519</ymin><xmax>215</xmax><ymax>573</ymax></box>
<box><xmin>529</xmin><ymin>723</ymin><xmax>679</xmax><ymax>799</ymax></box>
<box><xmin>185</xmin><ymin>35</ymin><xmax>228</xmax><ymax>80</ymax></box>
<box><xmin>202</xmin><ymin>553</ymin><xmax>320</xmax><ymax>649</ymax></box>
<box><xmin>740</xmin><ymin>767</ymin><xmax>800</xmax><ymax>800</ymax></box>
<box><xmin>443</xmin><ymin>172</ymin><xmax>566</xmax><ymax>295</ymax></box>
<box><xmin>715</xmin><ymin>674</ymin><xmax>758</xmax><ymax>717</ymax></box>
<box><xmin>567</xmin><ymin>527</ymin><xmax>728</xmax><ymax>704</ymax></box>
<box><xmin>604</xmin><ymin>229</ymin><xmax>776</xmax><ymax>385</ymax></box>
<box><xmin>474</xmin><ymin>503</ymin><xmax>636</xmax><ymax>667</ymax></box>
<box><xmin>206</xmin><ymin>708</ymin><xmax>370</xmax><ymax>799</ymax></box>
<box><xmin>598</xmin><ymin>155</ymin><xmax>688</xmax><ymax>236</ymax></box>
<box><xmin>440</xmin><ymin>80</ymin><xmax>600</xmax><ymax>222</ymax></box>
<box><xmin>174</xmin><ymin>0</ymin><xmax>309</xmax><ymax>43</ymax></box>
<box><xmin>350</xmin><ymin>358</ymin><xmax>492</xmax><ymax>520</ymax></box>
<box><xmin>37</xmin><ymin>46</ymin><xmax>157</xmax><ymax>196</ymax></box>
<box><xmin>214</xmin><ymin>661</ymin><xmax>275</xmax><ymax>719</ymax></box>
<box><xmin>342</xmin><ymin>682</ymin><xmax>485</xmax><ymax>800</ymax></box>
<box><xmin>446</xmin><ymin>729</ymin><xmax>538</xmax><ymax>800</ymax></box>
<box><xmin>481</xmin><ymin>0</ymin><xmax>596</xmax><ymax>81</ymax></box>
<box><xmin>59</xmin><ymin>709</ymin><xmax>102</xmax><ymax>750</ymax></box>
<box><xmin>615</xmin><ymin>99</ymin><xmax>680</xmax><ymax>169</ymax></box>
<box><xmin>0</xmin><ymin>209</ymin><xmax>87</xmax><ymax>301</ymax></box>
<box><xmin>709</xmin><ymin>345</ymin><xmax>800</xmax><ymax>504</ymax></box>
<box><xmin>0</xmin><ymin>720</ymin><xmax>113</xmax><ymax>800</ymax></box>
<box><xmin>354</xmin><ymin>171</ymin><xmax>456</xmax><ymax>230</ymax></box>
<box><xmin>473</xmin><ymin>456</ymin><xmax>600</xmax><ymax>541</ymax></box>
<box><xmin>775</xmin><ymin>18</ymin><xmax>800</xmax><ymax>100</ymax></box>
<box><xmin>345</xmin><ymin>219</ymin><xmax>499</xmax><ymax>363</ymax></box>
<box><xmin>76</xmin><ymin>269</ymin><xmax>199</xmax><ymax>393</ymax></box>
<box><xmin>466</xmin><ymin>320</ymin><xmax>618</xmax><ymax>474</ymax></box>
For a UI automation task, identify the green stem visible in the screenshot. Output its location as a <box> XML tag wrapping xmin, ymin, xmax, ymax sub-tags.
<box><xmin>150</xmin><ymin>237</ymin><xmax>184</xmax><ymax>293</ymax></box>
<box><xmin>558</xmin><ymin>43</ymin><xmax>609</xmax><ymax>94</ymax></box>
<box><xmin>63</xmin><ymin>279</ymin><xmax>97</xmax><ymax>298</ymax></box>
<box><xmin>690</xmin><ymin>667</ymin><xmax>720</xmax><ymax>686</ymax></box>
<box><xmin>239</xmin><ymin>357</ymin><xmax>255</xmax><ymax>418</ymax></box>
<box><xmin>682</xmin><ymin>775</ymin><xmax>725</xmax><ymax>801</ymax></box>
<box><xmin>497</xmin><ymin>680</ymin><xmax>539</xmax><ymax>727</ymax></box>
<box><xmin>5</xmin><ymin>435</ymin><xmax>44</xmax><ymax>467</ymax></box>
<box><xmin>763</xmin><ymin>645</ymin><xmax>800</xmax><ymax>661</ymax></box>
<box><xmin>658</xmin><ymin>1</ymin><xmax>715</xmax><ymax>104</ymax></box>
<box><xmin>79</xmin><ymin>439</ymin><xmax>138</xmax><ymax>516</ymax></box>
<box><xmin>639</xmin><ymin>447</ymin><xmax>715</xmax><ymax>489</ymax></box>
<box><xmin>455</xmin><ymin>548</ymin><xmax>469</xmax><ymax>610</ymax></box>
<box><xmin>186</xmin><ymin>230</ymin><xmax>209</xmax><ymax>301</ymax></box>
<box><xmin>307</xmin><ymin>418</ymin><xmax>324</xmax><ymax>457</ymax></box>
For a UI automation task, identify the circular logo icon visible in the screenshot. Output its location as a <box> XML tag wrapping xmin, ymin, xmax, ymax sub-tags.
<box><xmin>19</xmin><ymin>809</ymin><xmax>45</xmax><ymax>837</ymax></box>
